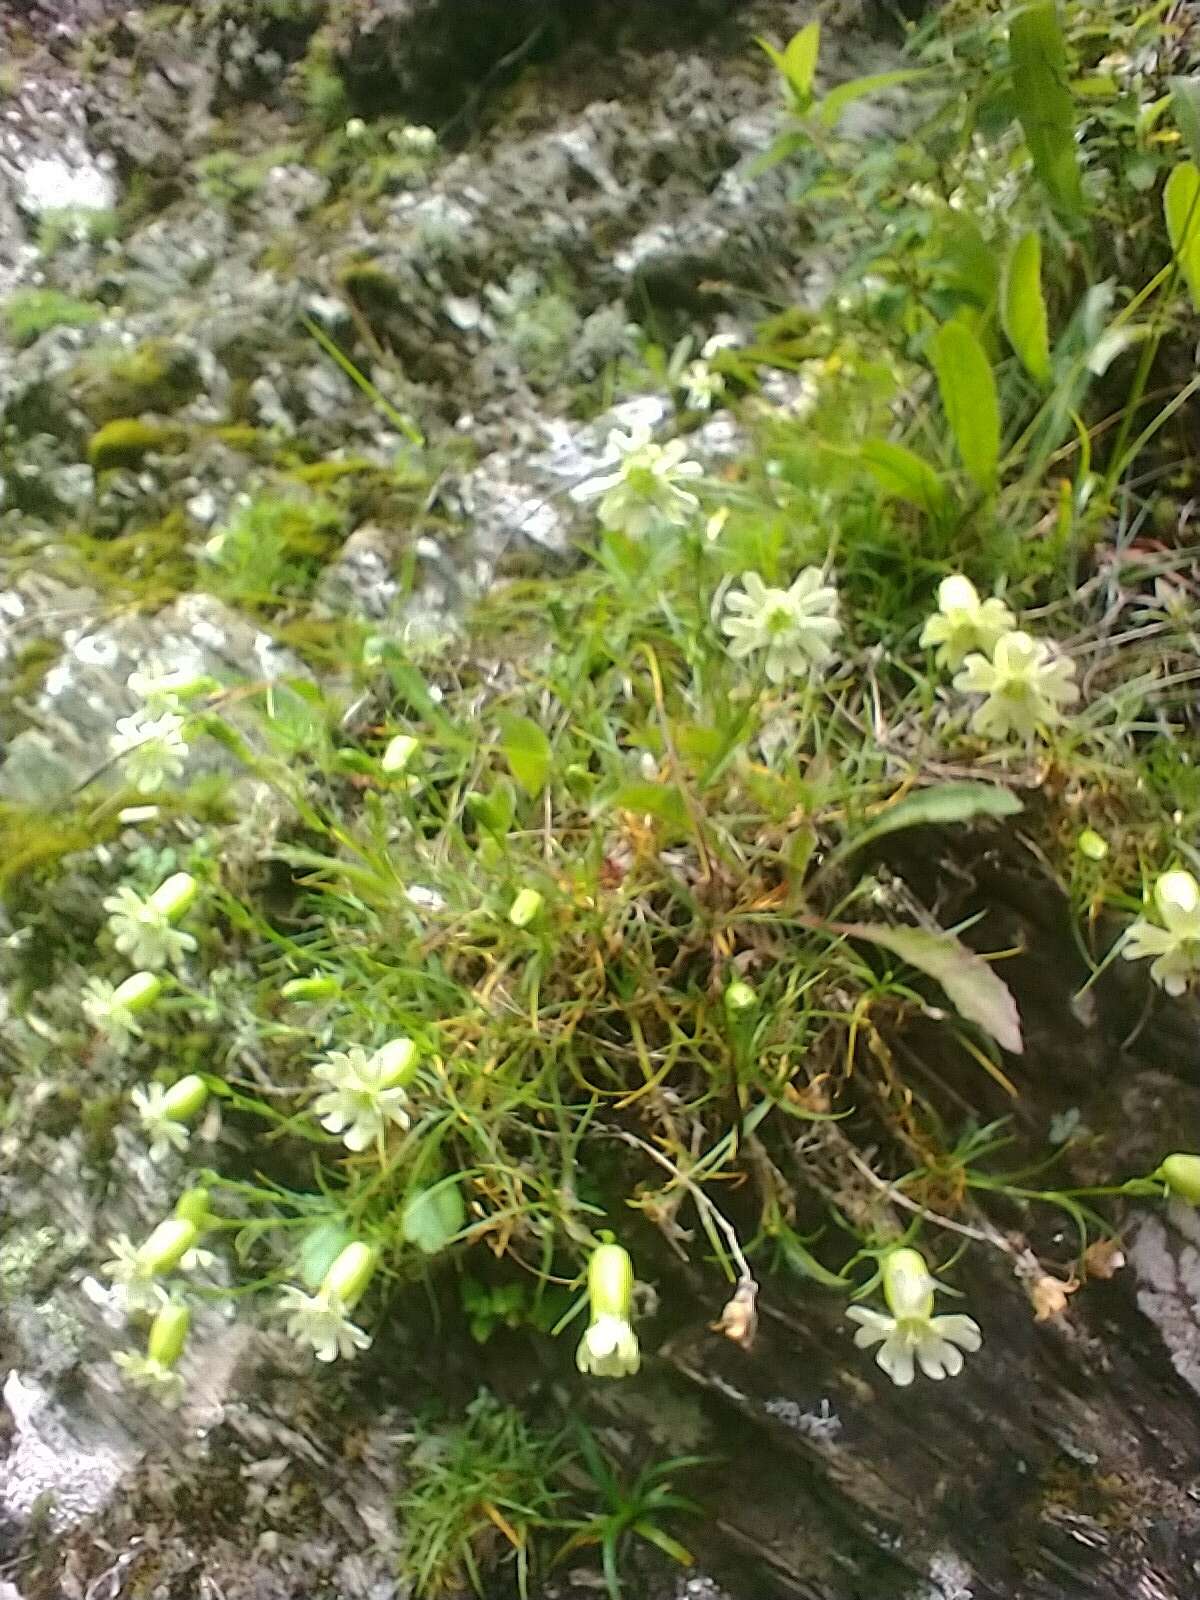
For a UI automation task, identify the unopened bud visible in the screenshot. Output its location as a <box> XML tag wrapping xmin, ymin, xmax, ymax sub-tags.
<box><xmin>1077</xmin><ymin>829</ymin><xmax>1108</xmax><ymax>862</ymax></box>
<box><xmin>114</xmin><ymin>971</ymin><xmax>164</xmax><ymax>1015</ymax></box>
<box><xmin>147</xmin><ymin>1301</ymin><xmax>190</xmax><ymax>1368</ymax></box>
<box><xmin>136</xmin><ymin>1218</ymin><xmax>198</xmax><ymax>1277</ymax></box>
<box><xmin>508</xmin><ymin>888</ymin><xmax>543</xmax><ymax>928</ymax></box>
<box><xmin>373</xmin><ymin>1037</ymin><xmax>419</xmax><ymax>1087</ymax></box>
<box><xmin>321</xmin><ymin>1241</ymin><xmax>377</xmax><ymax>1309</ymax></box>
<box><xmin>587</xmin><ymin>1242</ymin><xmax>634</xmax><ymax>1322</ymax></box>
<box><xmin>724</xmin><ymin>980</ymin><xmax>757</xmax><ymax>1014</ymax></box>
<box><xmin>1155</xmin><ymin>869</ymin><xmax>1200</xmax><ymax>923</ymax></box>
<box><xmin>1159</xmin><ymin>1152</ymin><xmax>1200</xmax><ymax>1205</ymax></box>
<box><xmin>281</xmin><ymin>974</ymin><xmax>341</xmax><ymax>1002</ymax></box>
<box><xmin>382</xmin><ymin>734</ymin><xmax>420</xmax><ymax>774</ymax></box>
<box><xmin>148</xmin><ymin>871</ymin><xmax>199</xmax><ymax>922</ymax></box>
<box><xmin>163</xmin><ymin>1074</ymin><xmax>208</xmax><ymax>1123</ymax></box>
<box><xmin>881</xmin><ymin>1247</ymin><xmax>935</xmax><ymax>1321</ymax></box>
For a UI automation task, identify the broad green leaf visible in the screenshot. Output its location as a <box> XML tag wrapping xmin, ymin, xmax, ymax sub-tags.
<box><xmin>1009</xmin><ymin>3</ymin><xmax>1084</xmax><ymax>217</ymax></box>
<box><xmin>498</xmin><ymin>713</ymin><xmax>552</xmax><ymax>797</ymax></box>
<box><xmin>610</xmin><ymin>781</ymin><xmax>689</xmax><ymax>831</ymax></box>
<box><xmin>817</xmin><ymin>68</ymin><xmax>927</xmax><ymax>128</ymax></box>
<box><xmin>929</xmin><ymin>213</ymin><xmax>1000</xmax><ymax>312</ymax></box>
<box><xmin>1002</xmin><ymin>232</ymin><xmax>1052</xmax><ymax>385</ymax></box>
<box><xmin>930</xmin><ymin>322</ymin><xmax>1001</xmax><ymax>494</ymax></box>
<box><xmin>860</xmin><ymin>439</ymin><xmax>949</xmax><ymax>516</ymax></box>
<box><xmin>833</xmin><ymin>783</ymin><xmax>1023</xmax><ymax>866</ymax></box>
<box><xmin>758</xmin><ymin>22</ymin><xmax>820</xmax><ymax>107</ymax></box>
<box><xmin>1170</xmin><ymin>77</ymin><xmax>1200</xmax><ymax>168</ymax></box>
<box><xmin>841</xmin><ymin>921</ymin><xmax>1023</xmax><ymax>1054</ymax></box>
<box><xmin>1164</xmin><ymin>161</ymin><xmax>1200</xmax><ymax>311</ymax></box>
<box><xmin>401</xmin><ymin>1178</ymin><xmax>466</xmax><ymax>1255</ymax></box>
<box><xmin>467</xmin><ymin>779</ymin><xmax>517</xmax><ymax>837</ymax></box>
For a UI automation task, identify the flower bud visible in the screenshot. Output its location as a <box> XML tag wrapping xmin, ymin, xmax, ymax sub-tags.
<box><xmin>163</xmin><ymin>1074</ymin><xmax>208</xmax><ymax>1123</ymax></box>
<box><xmin>1077</xmin><ymin>829</ymin><xmax>1109</xmax><ymax>862</ymax></box>
<box><xmin>135</xmin><ymin>1218</ymin><xmax>198</xmax><ymax>1277</ymax></box>
<box><xmin>373</xmin><ymin>1037</ymin><xmax>419</xmax><ymax>1087</ymax></box>
<box><xmin>148</xmin><ymin>871</ymin><xmax>199</xmax><ymax>922</ymax></box>
<box><xmin>382</xmin><ymin>734</ymin><xmax>420</xmax><ymax>774</ymax></box>
<box><xmin>1158</xmin><ymin>1153</ymin><xmax>1200</xmax><ymax>1205</ymax></box>
<box><xmin>508</xmin><ymin>888</ymin><xmax>543</xmax><ymax>928</ymax></box>
<box><xmin>724</xmin><ymin>980</ymin><xmax>757</xmax><ymax>1014</ymax></box>
<box><xmin>174</xmin><ymin>1187</ymin><xmax>211</xmax><ymax>1226</ymax></box>
<box><xmin>114</xmin><ymin>971</ymin><xmax>163</xmax><ymax>1015</ymax></box>
<box><xmin>1156</xmin><ymin>869</ymin><xmax>1200</xmax><ymax>922</ymax></box>
<box><xmin>281</xmin><ymin>974</ymin><xmax>341</xmax><ymax>1002</ymax></box>
<box><xmin>881</xmin><ymin>1247</ymin><xmax>935</xmax><ymax>1321</ymax></box>
<box><xmin>587</xmin><ymin>1242</ymin><xmax>634</xmax><ymax>1322</ymax></box>
<box><xmin>147</xmin><ymin>1301</ymin><xmax>190</xmax><ymax>1368</ymax></box>
<box><xmin>321</xmin><ymin>1241</ymin><xmax>377</xmax><ymax>1309</ymax></box>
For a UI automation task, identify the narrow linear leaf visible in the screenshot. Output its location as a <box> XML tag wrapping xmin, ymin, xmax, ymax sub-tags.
<box><xmin>1009</xmin><ymin>2</ymin><xmax>1084</xmax><ymax>217</ymax></box>
<box><xmin>930</xmin><ymin>322</ymin><xmax>1001</xmax><ymax>494</ymax></box>
<box><xmin>1170</xmin><ymin>76</ymin><xmax>1200</xmax><ymax>168</ymax></box>
<box><xmin>1164</xmin><ymin>161</ymin><xmax>1200</xmax><ymax>311</ymax></box>
<box><xmin>839</xmin><ymin>921</ymin><xmax>1024</xmax><ymax>1055</ymax></box>
<box><xmin>498</xmin><ymin>713</ymin><xmax>553</xmax><ymax>797</ymax></box>
<box><xmin>776</xmin><ymin>1231</ymin><xmax>852</xmax><ymax>1290</ymax></box>
<box><xmin>833</xmin><ymin>783</ymin><xmax>1023</xmax><ymax>866</ymax></box>
<box><xmin>1002</xmin><ymin>231</ymin><xmax>1052</xmax><ymax>385</ymax></box>
<box><xmin>818</xmin><ymin>69</ymin><xmax>928</xmax><ymax>128</ymax></box>
<box><xmin>860</xmin><ymin>439</ymin><xmax>948</xmax><ymax>517</ymax></box>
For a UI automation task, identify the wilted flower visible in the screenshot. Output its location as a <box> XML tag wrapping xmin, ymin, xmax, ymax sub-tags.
<box><xmin>131</xmin><ymin>1074</ymin><xmax>209</xmax><ymax>1163</ymax></box>
<box><xmin>721</xmin><ymin>568</ymin><xmax>841</xmax><ymax>683</ymax></box>
<box><xmin>919</xmin><ymin>575</ymin><xmax>1016</xmax><ymax>670</ymax></box>
<box><xmin>275</xmin><ymin>1242</ymin><xmax>377</xmax><ymax>1362</ymax></box>
<box><xmin>577</xmin><ymin>1242</ymin><xmax>640</xmax><ymax>1378</ymax></box>
<box><xmin>311</xmin><ymin>1040</ymin><xmax>417</xmax><ymax>1152</ymax></box>
<box><xmin>846</xmin><ymin>1247</ymin><xmax>982</xmax><ymax>1388</ymax></box>
<box><xmin>576</xmin><ymin>424</ymin><xmax>703</xmax><ymax>539</ymax></box>
<box><xmin>953</xmin><ymin>630</ymin><xmax>1079</xmax><ymax>742</ymax></box>
<box><xmin>111</xmin><ymin>709</ymin><xmax>189</xmax><ymax>792</ymax></box>
<box><xmin>81</xmin><ymin>971</ymin><xmax>163</xmax><ymax>1054</ymax></box>
<box><xmin>1123</xmin><ymin>869</ymin><xmax>1200</xmax><ymax>996</ymax></box>
<box><xmin>681</xmin><ymin>359</ymin><xmax>725</xmax><ymax>411</ymax></box>
<box><xmin>102</xmin><ymin>883</ymin><xmax>197</xmax><ymax>971</ymax></box>
<box><xmin>113</xmin><ymin>1301</ymin><xmax>190</xmax><ymax>1407</ymax></box>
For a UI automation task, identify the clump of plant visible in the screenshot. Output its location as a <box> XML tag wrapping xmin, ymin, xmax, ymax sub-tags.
<box><xmin>3</xmin><ymin>288</ymin><xmax>104</xmax><ymax>345</ymax></box>
<box><xmin>204</xmin><ymin>489</ymin><xmax>346</xmax><ymax>610</ymax></box>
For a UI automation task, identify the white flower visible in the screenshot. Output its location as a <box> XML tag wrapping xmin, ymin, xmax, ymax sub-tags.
<box><xmin>576</xmin><ymin>425</ymin><xmax>703</xmax><ymax>539</ymax></box>
<box><xmin>721</xmin><ymin>568</ymin><xmax>841</xmax><ymax>683</ymax></box>
<box><xmin>102</xmin><ymin>886</ymin><xmax>197</xmax><ymax>970</ymax></box>
<box><xmin>576</xmin><ymin>1242</ymin><xmax>640</xmax><ymax>1379</ymax></box>
<box><xmin>275</xmin><ymin>1284</ymin><xmax>372</xmax><ymax>1362</ymax></box>
<box><xmin>398</xmin><ymin>123</ymin><xmax>437</xmax><ymax>153</ymax></box>
<box><xmin>701</xmin><ymin>332</ymin><xmax>741</xmax><ymax>359</ymax></box>
<box><xmin>846</xmin><ymin>1248</ymin><xmax>982</xmax><ymax>1388</ymax></box>
<box><xmin>111</xmin><ymin>710</ymin><xmax>189</xmax><ymax>792</ymax></box>
<box><xmin>577</xmin><ymin>1312</ymin><xmax>641</xmax><ymax>1378</ymax></box>
<box><xmin>126</xmin><ymin>662</ymin><xmax>199</xmax><ymax>715</ymax></box>
<box><xmin>953</xmin><ymin>630</ymin><xmax>1078</xmax><ymax>742</ymax></box>
<box><xmin>112</xmin><ymin>1350</ymin><xmax>186</xmax><ymax>1406</ymax></box>
<box><xmin>81</xmin><ymin>972</ymin><xmax>161</xmax><ymax>1054</ymax></box>
<box><xmin>310</xmin><ymin>1041</ymin><xmax>415</xmax><ymax>1152</ymax></box>
<box><xmin>130</xmin><ymin>1078</ymin><xmax>209</xmax><ymax>1163</ymax></box>
<box><xmin>919</xmin><ymin>576</ymin><xmax>1016</xmax><ymax>670</ymax></box>
<box><xmin>101</xmin><ymin>1235</ymin><xmax>169</xmax><ymax>1315</ymax></box>
<box><xmin>681</xmin><ymin>360</ymin><xmax>726</xmax><ymax>411</ymax></box>
<box><xmin>1123</xmin><ymin>869</ymin><xmax>1200</xmax><ymax>996</ymax></box>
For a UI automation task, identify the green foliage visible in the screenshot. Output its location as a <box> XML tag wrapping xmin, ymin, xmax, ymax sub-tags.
<box><xmin>1164</xmin><ymin>160</ymin><xmax>1200</xmax><ymax>309</ymax></box>
<box><xmin>1001</xmin><ymin>232</ymin><xmax>1052</xmax><ymax>385</ymax></box>
<box><xmin>1008</xmin><ymin>3</ymin><xmax>1084</xmax><ymax>217</ymax></box>
<box><xmin>929</xmin><ymin>321</ymin><xmax>1000</xmax><ymax>494</ymax></box>
<box><xmin>36</xmin><ymin>207</ymin><xmax>119</xmax><ymax>254</ymax></box>
<box><xmin>3</xmin><ymin>288</ymin><xmax>103</xmax><ymax>345</ymax></box>
<box><xmin>206</xmin><ymin>490</ymin><xmax>345</xmax><ymax>610</ymax></box>
<box><xmin>87</xmin><ymin>418</ymin><xmax>187</xmax><ymax>471</ymax></box>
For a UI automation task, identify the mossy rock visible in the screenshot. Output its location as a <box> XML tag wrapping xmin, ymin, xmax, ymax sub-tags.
<box><xmin>73</xmin><ymin>338</ymin><xmax>204</xmax><ymax>424</ymax></box>
<box><xmin>337</xmin><ymin>258</ymin><xmax>405</xmax><ymax>308</ymax></box>
<box><xmin>87</xmin><ymin>417</ymin><xmax>187</xmax><ymax>470</ymax></box>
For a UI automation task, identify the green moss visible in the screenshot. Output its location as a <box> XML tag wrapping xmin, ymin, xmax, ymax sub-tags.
<box><xmin>207</xmin><ymin>490</ymin><xmax>346</xmax><ymax>610</ymax></box>
<box><xmin>87</xmin><ymin>418</ymin><xmax>187</xmax><ymax>471</ymax></box>
<box><xmin>2</xmin><ymin>288</ymin><xmax>103</xmax><ymax>345</ymax></box>
<box><xmin>194</xmin><ymin>143</ymin><xmax>306</xmax><ymax>207</ymax></box>
<box><xmin>72</xmin><ymin>339</ymin><xmax>204</xmax><ymax>424</ymax></box>
<box><xmin>36</xmin><ymin>208</ymin><xmax>119</xmax><ymax>255</ymax></box>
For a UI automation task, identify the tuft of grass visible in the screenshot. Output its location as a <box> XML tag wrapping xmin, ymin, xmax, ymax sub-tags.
<box><xmin>3</xmin><ymin>288</ymin><xmax>104</xmax><ymax>345</ymax></box>
<box><xmin>205</xmin><ymin>489</ymin><xmax>346</xmax><ymax>611</ymax></box>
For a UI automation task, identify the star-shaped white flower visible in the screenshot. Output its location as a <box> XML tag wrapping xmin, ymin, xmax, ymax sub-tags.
<box><xmin>575</xmin><ymin>424</ymin><xmax>703</xmax><ymax>539</ymax></box>
<box><xmin>846</xmin><ymin>1248</ymin><xmax>982</xmax><ymax>1388</ymax></box>
<box><xmin>576</xmin><ymin>1312</ymin><xmax>641</xmax><ymax>1378</ymax></box>
<box><xmin>681</xmin><ymin>360</ymin><xmax>725</xmax><ymax>411</ymax></box>
<box><xmin>1123</xmin><ymin>869</ymin><xmax>1200</xmax><ymax>996</ymax></box>
<box><xmin>919</xmin><ymin>575</ymin><xmax>1016</xmax><ymax>670</ymax></box>
<box><xmin>721</xmin><ymin>568</ymin><xmax>841</xmax><ymax>683</ymax></box>
<box><xmin>101</xmin><ymin>1234</ymin><xmax>170</xmax><ymax>1314</ymax></box>
<box><xmin>112</xmin><ymin>1350</ymin><xmax>186</xmax><ymax>1407</ymax></box>
<box><xmin>275</xmin><ymin>1284</ymin><xmax>372</xmax><ymax>1362</ymax></box>
<box><xmin>81</xmin><ymin>974</ymin><xmax>159</xmax><ymax>1055</ymax></box>
<box><xmin>103</xmin><ymin>886</ymin><xmax>197</xmax><ymax>971</ymax></box>
<box><xmin>953</xmin><ymin>629</ymin><xmax>1078</xmax><ymax>742</ymax></box>
<box><xmin>130</xmin><ymin>1084</ymin><xmax>191</xmax><ymax>1162</ymax></box>
<box><xmin>310</xmin><ymin>1041</ymin><xmax>415</xmax><ymax>1152</ymax></box>
<box><xmin>111</xmin><ymin>710</ymin><xmax>189</xmax><ymax>792</ymax></box>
